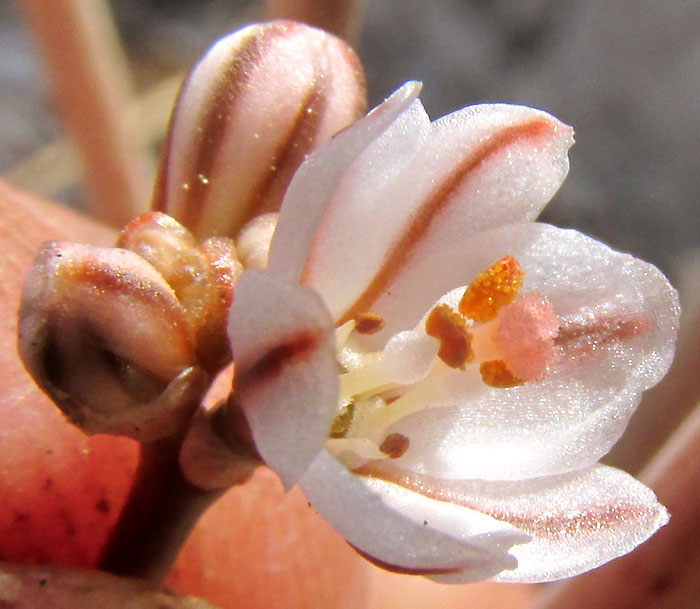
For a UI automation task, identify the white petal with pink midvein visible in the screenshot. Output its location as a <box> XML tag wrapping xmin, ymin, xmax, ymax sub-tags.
<box><xmin>365</xmin><ymin>224</ymin><xmax>679</xmax><ymax>480</ymax></box>
<box><xmin>268</xmin><ymin>81</ymin><xmax>423</xmax><ymax>284</ymax></box>
<box><xmin>301</xmin><ymin>102</ymin><xmax>573</xmax><ymax>321</ymax></box>
<box><xmin>227</xmin><ymin>270</ymin><xmax>338</xmax><ymax>488</ymax></box>
<box><xmin>301</xmin><ymin>450</ymin><xmax>528</xmax><ymax>580</ymax></box>
<box><xmin>423</xmin><ymin>464</ymin><xmax>668</xmax><ymax>583</ymax></box>
<box><xmin>301</xmin><ymin>98</ymin><xmax>432</xmax><ymax>317</ymax></box>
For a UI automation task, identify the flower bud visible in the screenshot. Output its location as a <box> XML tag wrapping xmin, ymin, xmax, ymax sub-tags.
<box><xmin>18</xmin><ymin>242</ymin><xmax>206</xmax><ymax>441</ymax></box>
<box><xmin>151</xmin><ymin>20</ymin><xmax>367</xmax><ymax>240</ymax></box>
<box><xmin>117</xmin><ymin>212</ymin><xmax>242</xmax><ymax>371</ymax></box>
<box><xmin>236</xmin><ymin>212</ymin><xmax>278</xmax><ymax>269</ymax></box>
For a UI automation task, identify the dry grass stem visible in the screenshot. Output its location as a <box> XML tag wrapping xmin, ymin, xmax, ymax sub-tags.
<box><xmin>17</xmin><ymin>0</ymin><xmax>153</xmax><ymax>225</ymax></box>
<box><xmin>265</xmin><ymin>0</ymin><xmax>367</xmax><ymax>42</ymax></box>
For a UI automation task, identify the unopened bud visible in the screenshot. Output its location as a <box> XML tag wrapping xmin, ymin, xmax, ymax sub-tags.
<box><xmin>236</xmin><ymin>212</ymin><xmax>278</xmax><ymax>269</ymax></box>
<box><xmin>151</xmin><ymin>20</ymin><xmax>367</xmax><ymax>240</ymax></box>
<box><xmin>117</xmin><ymin>212</ymin><xmax>242</xmax><ymax>371</ymax></box>
<box><xmin>18</xmin><ymin>242</ymin><xmax>206</xmax><ymax>441</ymax></box>
<box><xmin>179</xmin><ymin>405</ymin><xmax>259</xmax><ymax>491</ymax></box>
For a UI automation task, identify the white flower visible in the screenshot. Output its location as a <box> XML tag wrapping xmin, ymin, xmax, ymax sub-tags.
<box><xmin>227</xmin><ymin>82</ymin><xmax>679</xmax><ymax>582</ymax></box>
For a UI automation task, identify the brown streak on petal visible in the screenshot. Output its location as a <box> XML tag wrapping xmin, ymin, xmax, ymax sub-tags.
<box><xmin>555</xmin><ymin>311</ymin><xmax>654</xmax><ymax>356</ymax></box>
<box><xmin>240</xmin><ymin>330</ymin><xmax>322</xmax><ymax>389</ymax></box>
<box><xmin>177</xmin><ymin>32</ymin><xmax>266</xmax><ymax>233</ymax></box>
<box><xmin>66</xmin><ymin>255</ymin><xmax>182</xmax><ymax>315</ymax></box>
<box><xmin>354</xmin><ymin>464</ymin><xmax>657</xmax><ymax>543</ymax></box>
<box><xmin>336</xmin><ymin>118</ymin><xmax>554</xmax><ymax>325</ymax></box>
<box><xmin>244</xmin><ymin>69</ymin><xmax>327</xmax><ymax>221</ymax></box>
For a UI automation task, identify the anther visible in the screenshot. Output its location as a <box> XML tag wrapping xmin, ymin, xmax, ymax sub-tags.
<box><xmin>379</xmin><ymin>433</ymin><xmax>410</xmax><ymax>459</ymax></box>
<box><xmin>425</xmin><ymin>304</ymin><xmax>474</xmax><ymax>369</ymax></box>
<box><xmin>480</xmin><ymin>360</ymin><xmax>524</xmax><ymax>388</ymax></box>
<box><xmin>355</xmin><ymin>312</ymin><xmax>385</xmax><ymax>335</ymax></box>
<box><xmin>460</xmin><ymin>255</ymin><xmax>524</xmax><ymax>322</ymax></box>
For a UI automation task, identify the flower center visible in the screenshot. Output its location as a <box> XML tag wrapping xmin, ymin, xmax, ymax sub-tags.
<box><xmin>327</xmin><ymin>255</ymin><xmax>561</xmax><ymax>463</ymax></box>
<box><xmin>426</xmin><ymin>255</ymin><xmax>560</xmax><ymax>386</ymax></box>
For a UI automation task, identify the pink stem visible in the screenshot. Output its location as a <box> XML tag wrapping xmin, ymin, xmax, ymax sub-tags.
<box><xmin>17</xmin><ymin>0</ymin><xmax>152</xmax><ymax>226</ymax></box>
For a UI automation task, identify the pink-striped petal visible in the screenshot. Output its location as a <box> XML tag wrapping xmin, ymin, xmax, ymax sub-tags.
<box><xmin>355</xmin><ymin>461</ymin><xmax>668</xmax><ymax>583</ymax></box>
<box><xmin>268</xmin><ymin>81</ymin><xmax>425</xmax><ymax>283</ymax></box>
<box><xmin>227</xmin><ymin>270</ymin><xmax>338</xmax><ymax>488</ymax></box>
<box><xmin>372</xmin><ymin>223</ymin><xmax>678</xmax><ymax>480</ymax></box>
<box><xmin>300</xmin><ymin>100</ymin><xmax>573</xmax><ymax>324</ymax></box>
<box><xmin>300</xmin><ymin>450</ymin><xmax>528</xmax><ymax>579</ymax></box>
<box><xmin>154</xmin><ymin>21</ymin><xmax>366</xmax><ymax>239</ymax></box>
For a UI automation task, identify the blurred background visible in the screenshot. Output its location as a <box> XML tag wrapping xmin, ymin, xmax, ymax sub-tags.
<box><xmin>1</xmin><ymin>0</ymin><xmax>699</xmax><ymax>470</ymax></box>
<box><xmin>2</xmin><ymin>0</ymin><xmax>699</xmax><ymax>276</ymax></box>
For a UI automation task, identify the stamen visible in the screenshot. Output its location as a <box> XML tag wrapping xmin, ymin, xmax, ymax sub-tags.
<box><xmin>459</xmin><ymin>255</ymin><xmax>524</xmax><ymax>322</ymax></box>
<box><xmin>355</xmin><ymin>312</ymin><xmax>385</xmax><ymax>335</ymax></box>
<box><xmin>330</xmin><ymin>402</ymin><xmax>355</xmax><ymax>438</ymax></box>
<box><xmin>379</xmin><ymin>433</ymin><xmax>410</xmax><ymax>459</ymax></box>
<box><xmin>425</xmin><ymin>304</ymin><xmax>474</xmax><ymax>369</ymax></box>
<box><xmin>480</xmin><ymin>360</ymin><xmax>524</xmax><ymax>388</ymax></box>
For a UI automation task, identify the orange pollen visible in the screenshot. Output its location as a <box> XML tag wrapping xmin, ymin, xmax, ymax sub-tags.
<box><xmin>459</xmin><ymin>255</ymin><xmax>524</xmax><ymax>323</ymax></box>
<box><xmin>354</xmin><ymin>312</ymin><xmax>385</xmax><ymax>335</ymax></box>
<box><xmin>425</xmin><ymin>304</ymin><xmax>474</xmax><ymax>369</ymax></box>
<box><xmin>480</xmin><ymin>360</ymin><xmax>524</xmax><ymax>388</ymax></box>
<box><xmin>379</xmin><ymin>433</ymin><xmax>410</xmax><ymax>459</ymax></box>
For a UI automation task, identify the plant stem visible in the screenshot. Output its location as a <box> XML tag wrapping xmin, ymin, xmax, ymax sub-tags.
<box><xmin>17</xmin><ymin>0</ymin><xmax>152</xmax><ymax>225</ymax></box>
<box><xmin>97</xmin><ymin>438</ymin><xmax>223</xmax><ymax>585</ymax></box>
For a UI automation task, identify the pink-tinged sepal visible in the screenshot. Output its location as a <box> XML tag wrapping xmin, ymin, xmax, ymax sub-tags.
<box><xmin>152</xmin><ymin>21</ymin><xmax>367</xmax><ymax>240</ymax></box>
<box><xmin>227</xmin><ymin>270</ymin><xmax>339</xmax><ymax>488</ymax></box>
<box><xmin>301</xmin><ymin>450</ymin><xmax>529</xmax><ymax>580</ymax></box>
<box><xmin>353</xmin><ymin>462</ymin><xmax>667</xmax><ymax>583</ymax></box>
<box><xmin>268</xmin><ymin>80</ymin><xmax>425</xmax><ymax>284</ymax></box>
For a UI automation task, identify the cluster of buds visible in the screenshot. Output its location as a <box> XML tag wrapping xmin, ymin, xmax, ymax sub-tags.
<box><xmin>18</xmin><ymin>213</ymin><xmax>240</xmax><ymax>442</ymax></box>
<box><xmin>17</xmin><ymin>21</ymin><xmax>367</xmax><ymax>452</ymax></box>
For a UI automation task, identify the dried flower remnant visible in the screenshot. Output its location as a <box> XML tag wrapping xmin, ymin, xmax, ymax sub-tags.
<box><xmin>152</xmin><ymin>20</ymin><xmax>367</xmax><ymax>241</ymax></box>
<box><xmin>228</xmin><ymin>82</ymin><xmax>680</xmax><ymax>582</ymax></box>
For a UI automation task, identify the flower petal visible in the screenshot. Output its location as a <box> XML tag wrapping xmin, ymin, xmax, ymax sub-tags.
<box><xmin>300</xmin><ymin>100</ymin><xmax>573</xmax><ymax>324</ymax></box>
<box><xmin>488</xmin><ymin>465</ymin><xmax>669</xmax><ymax>583</ymax></box>
<box><xmin>228</xmin><ymin>270</ymin><xmax>338</xmax><ymax>488</ymax></box>
<box><xmin>371</xmin><ymin>223</ymin><xmax>679</xmax><ymax>479</ymax></box>
<box><xmin>268</xmin><ymin>81</ymin><xmax>425</xmax><ymax>283</ymax></box>
<box><xmin>154</xmin><ymin>21</ymin><xmax>366</xmax><ymax>239</ymax></box>
<box><xmin>356</xmin><ymin>461</ymin><xmax>667</xmax><ymax>583</ymax></box>
<box><xmin>300</xmin><ymin>450</ymin><xmax>528</xmax><ymax>579</ymax></box>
